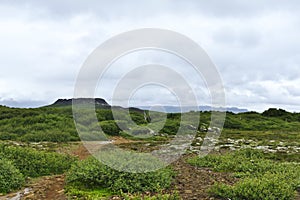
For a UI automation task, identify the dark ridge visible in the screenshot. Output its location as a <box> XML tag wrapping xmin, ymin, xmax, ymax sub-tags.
<box><xmin>128</xmin><ymin>107</ymin><xmax>144</xmax><ymax>112</ymax></box>
<box><xmin>50</xmin><ymin>98</ymin><xmax>110</xmax><ymax>107</ymax></box>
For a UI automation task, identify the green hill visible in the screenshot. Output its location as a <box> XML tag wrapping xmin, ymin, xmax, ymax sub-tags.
<box><xmin>0</xmin><ymin>99</ymin><xmax>300</xmax><ymax>143</ymax></box>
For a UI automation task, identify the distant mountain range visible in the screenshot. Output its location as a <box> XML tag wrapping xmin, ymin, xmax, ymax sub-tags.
<box><xmin>137</xmin><ymin>105</ymin><xmax>248</xmax><ymax>113</ymax></box>
<box><xmin>49</xmin><ymin>98</ymin><xmax>248</xmax><ymax>113</ymax></box>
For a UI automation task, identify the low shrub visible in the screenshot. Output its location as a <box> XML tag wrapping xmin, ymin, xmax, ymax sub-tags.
<box><xmin>159</xmin><ymin>120</ymin><xmax>180</xmax><ymax>135</ymax></box>
<box><xmin>129</xmin><ymin>110</ymin><xmax>147</xmax><ymax>125</ymax></box>
<box><xmin>0</xmin><ymin>158</ymin><xmax>25</xmax><ymax>193</ymax></box>
<box><xmin>209</xmin><ymin>173</ymin><xmax>296</xmax><ymax>200</ymax></box>
<box><xmin>120</xmin><ymin>191</ymin><xmax>180</xmax><ymax>200</ymax></box>
<box><xmin>65</xmin><ymin>187</ymin><xmax>180</xmax><ymax>200</ymax></box>
<box><xmin>99</xmin><ymin>120</ymin><xmax>121</xmax><ymax>136</ymax></box>
<box><xmin>20</xmin><ymin>131</ymin><xmax>71</xmax><ymax>142</ymax></box>
<box><xmin>188</xmin><ymin>149</ymin><xmax>275</xmax><ymax>175</ymax></box>
<box><xmin>188</xmin><ymin>149</ymin><xmax>300</xmax><ymax>200</ymax></box>
<box><xmin>0</xmin><ymin>132</ymin><xmax>18</xmax><ymax>140</ymax></box>
<box><xmin>0</xmin><ymin>144</ymin><xmax>76</xmax><ymax>177</ymax></box>
<box><xmin>66</xmin><ymin>157</ymin><xmax>174</xmax><ymax>194</ymax></box>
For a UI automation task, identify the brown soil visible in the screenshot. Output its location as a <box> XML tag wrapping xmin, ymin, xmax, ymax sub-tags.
<box><xmin>70</xmin><ymin>137</ymin><xmax>136</xmax><ymax>160</ymax></box>
<box><xmin>0</xmin><ymin>175</ymin><xmax>66</xmax><ymax>200</ymax></box>
<box><xmin>111</xmin><ymin>136</ymin><xmax>136</xmax><ymax>145</ymax></box>
<box><xmin>23</xmin><ymin>175</ymin><xmax>66</xmax><ymax>200</ymax></box>
<box><xmin>171</xmin><ymin>154</ymin><xmax>237</xmax><ymax>200</ymax></box>
<box><xmin>69</xmin><ymin>142</ymin><xmax>91</xmax><ymax>160</ymax></box>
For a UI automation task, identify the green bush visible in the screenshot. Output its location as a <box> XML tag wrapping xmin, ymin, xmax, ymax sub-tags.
<box><xmin>0</xmin><ymin>132</ymin><xmax>18</xmax><ymax>140</ymax></box>
<box><xmin>159</xmin><ymin>120</ymin><xmax>180</xmax><ymax>135</ymax></box>
<box><xmin>0</xmin><ymin>158</ymin><xmax>25</xmax><ymax>193</ymax></box>
<box><xmin>99</xmin><ymin>120</ymin><xmax>121</xmax><ymax>136</ymax></box>
<box><xmin>66</xmin><ymin>157</ymin><xmax>174</xmax><ymax>193</ymax></box>
<box><xmin>189</xmin><ymin>149</ymin><xmax>273</xmax><ymax>175</ymax></box>
<box><xmin>20</xmin><ymin>131</ymin><xmax>71</xmax><ymax>142</ymax></box>
<box><xmin>96</xmin><ymin>109</ymin><xmax>114</xmax><ymax>121</ymax></box>
<box><xmin>0</xmin><ymin>144</ymin><xmax>76</xmax><ymax>177</ymax></box>
<box><xmin>65</xmin><ymin>187</ymin><xmax>179</xmax><ymax>200</ymax></box>
<box><xmin>209</xmin><ymin>173</ymin><xmax>296</xmax><ymax>200</ymax></box>
<box><xmin>188</xmin><ymin>149</ymin><xmax>300</xmax><ymax>200</ymax></box>
<box><xmin>129</xmin><ymin>110</ymin><xmax>147</xmax><ymax>125</ymax></box>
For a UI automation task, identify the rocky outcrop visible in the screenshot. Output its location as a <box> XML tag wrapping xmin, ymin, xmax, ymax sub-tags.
<box><xmin>50</xmin><ymin>98</ymin><xmax>109</xmax><ymax>107</ymax></box>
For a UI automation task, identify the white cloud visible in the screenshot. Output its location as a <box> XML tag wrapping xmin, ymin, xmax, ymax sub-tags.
<box><xmin>0</xmin><ymin>1</ymin><xmax>300</xmax><ymax>111</ymax></box>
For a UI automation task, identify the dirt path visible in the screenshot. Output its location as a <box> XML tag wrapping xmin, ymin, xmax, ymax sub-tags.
<box><xmin>23</xmin><ymin>175</ymin><xmax>66</xmax><ymax>200</ymax></box>
<box><xmin>0</xmin><ymin>175</ymin><xmax>66</xmax><ymax>200</ymax></box>
<box><xmin>171</xmin><ymin>154</ymin><xmax>237</xmax><ymax>200</ymax></box>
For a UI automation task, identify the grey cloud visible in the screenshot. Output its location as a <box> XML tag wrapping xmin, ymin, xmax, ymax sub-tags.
<box><xmin>1</xmin><ymin>1</ymin><xmax>300</xmax><ymax>111</ymax></box>
<box><xmin>2</xmin><ymin>0</ymin><xmax>300</xmax><ymax>22</ymax></box>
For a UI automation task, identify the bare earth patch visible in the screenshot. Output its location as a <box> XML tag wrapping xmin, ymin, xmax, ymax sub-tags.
<box><xmin>171</xmin><ymin>154</ymin><xmax>237</xmax><ymax>200</ymax></box>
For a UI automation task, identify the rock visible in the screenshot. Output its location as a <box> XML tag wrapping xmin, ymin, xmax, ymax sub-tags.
<box><xmin>185</xmin><ymin>190</ymin><xmax>193</xmax><ymax>194</ymax></box>
<box><xmin>57</xmin><ymin>189</ymin><xmax>64</xmax><ymax>194</ymax></box>
<box><xmin>23</xmin><ymin>188</ymin><xmax>31</xmax><ymax>195</ymax></box>
<box><xmin>24</xmin><ymin>193</ymin><xmax>35</xmax><ymax>199</ymax></box>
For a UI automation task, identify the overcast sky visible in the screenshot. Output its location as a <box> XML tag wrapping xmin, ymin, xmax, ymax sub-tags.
<box><xmin>1</xmin><ymin>0</ymin><xmax>300</xmax><ymax>112</ymax></box>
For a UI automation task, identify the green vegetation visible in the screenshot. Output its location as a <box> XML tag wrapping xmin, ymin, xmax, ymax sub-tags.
<box><xmin>1</xmin><ymin>102</ymin><xmax>300</xmax><ymax>198</ymax></box>
<box><xmin>0</xmin><ymin>158</ymin><xmax>25</xmax><ymax>193</ymax></box>
<box><xmin>1</xmin><ymin>103</ymin><xmax>300</xmax><ymax>143</ymax></box>
<box><xmin>65</xmin><ymin>187</ymin><xmax>179</xmax><ymax>200</ymax></box>
<box><xmin>66</xmin><ymin>157</ymin><xmax>174</xmax><ymax>196</ymax></box>
<box><xmin>130</xmin><ymin>194</ymin><xmax>179</xmax><ymax>200</ymax></box>
<box><xmin>120</xmin><ymin>191</ymin><xmax>180</xmax><ymax>200</ymax></box>
<box><xmin>210</xmin><ymin>173</ymin><xmax>297</xmax><ymax>200</ymax></box>
<box><xmin>222</xmin><ymin>110</ymin><xmax>300</xmax><ymax>131</ymax></box>
<box><xmin>0</xmin><ymin>144</ymin><xmax>75</xmax><ymax>177</ymax></box>
<box><xmin>0</xmin><ymin>143</ymin><xmax>76</xmax><ymax>194</ymax></box>
<box><xmin>99</xmin><ymin>120</ymin><xmax>122</xmax><ymax>136</ymax></box>
<box><xmin>159</xmin><ymin>119</ymin><xmax>180</xmax><ymax>135</ymax></box>
<box><xmin>188</xmin><ymin>149</ymin><xmax>300</xmax><ymax>200</ymax></box>
<box><xmin>0</xmin><ymin>105</ymin><xmax>78</xmax><ymax>142</ymax></box>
